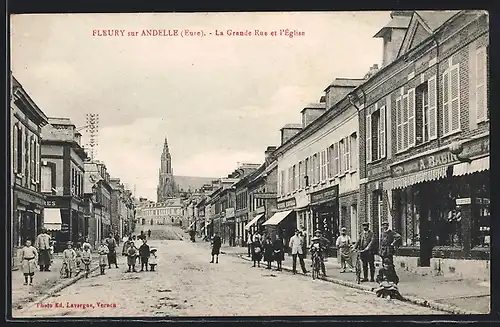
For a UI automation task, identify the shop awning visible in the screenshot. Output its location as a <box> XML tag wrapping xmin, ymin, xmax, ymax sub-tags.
<box><xmin>263</xmin><ymin>210</ymin><xmax>293</xmax><ymax>226</ymax></box>
<box><xmin>44</xmin><ymin>208</ymin><xmax>62</xmax><ymax>231</ymax></box>
<box><xmin>453</xmin><ymin>156</ymin><xmax>489</xmax><ymax>176</ymax></box>
<box><xmin>244</xmin><ymin>214</ymin><xmax>264</xmax><ymax>230</ymax></box>
<box><xmin>383</xmin><ymin>166</ymin><xmax>448</xmax><ymax>190</ymax></box>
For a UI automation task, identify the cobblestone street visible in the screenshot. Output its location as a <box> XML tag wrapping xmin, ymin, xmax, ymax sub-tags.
<box><xmin>14</xmin><ymin>231</ymin><xmax>442</xmax><ymax>317</ymax></box>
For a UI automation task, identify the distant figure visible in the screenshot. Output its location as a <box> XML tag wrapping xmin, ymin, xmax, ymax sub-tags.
<box><xmin>147</xmin><ymin>229</ymin><xmax>151</xmax><ymax>239</ymax></box>
<box><xmin>246</xmin><ymin>233</ymin><xmax>252</xmax><ymax>257</ymax></box>
<box><xmin>105</xmin><ymin>233</ymin><xmax>119</xmax><ymax>269</ymax></box>
<box><xmin>139</xmin><ymin>231</ymin><xmax>146</xmax><ymax>240</ymax></box>
<box><xmin>273</xmin><ymin>235</ymin><xmax>284</xmax><ymax>271</ymax></box>
<box><xmin>127</xmin><ymin>242</ymin><xmax>138</xmax><ymax>272</ymax></box>
<box><xmin>251</xmin><ymin>238</ymin><xmax>263</xmax><ymax>268</ymax></box>
<box><xmin>149</xmin><ymin>248</ymin><xmax>158</xmax><ymax>271</ymax></box>
<box><xmin>139</xmin><ymin>238</ymin><xmax>151</xmax><ymax>272</ymax></box>
<box><xmin>263</xmin><ymin>235</ymin><xmax>274</xmax><ymax>269</ymax></box>
<box><xmin>210</xmin><ymin>232</ymin><xmax>222</xmax><ymax>264</ymax></box>
<box><xmin>35</xmin><ymin>228</ymin><xmax>51</xmax><ymax>272</ymax></box>
<box><xmin>62</xmin><ymin>241</ymin><xmax>77</xmax><ymax>278</ymax></box>
<box><xmin>20</xmin><ymin>239</ymin><xmax>38</xmax><ymax>285</ymax></box>
<box><xmin>81</xmin><ymin>244</ymin><xmax>92</xmax><ymax>278</ymax></box>
<box><xmin>97</xmin><ymin>240</ymin><xmax>109</xmax><ymax>275</ymax></box>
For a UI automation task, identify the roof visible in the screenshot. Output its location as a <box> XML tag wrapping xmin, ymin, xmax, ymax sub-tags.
<box><xmin>374</xmin><ymin>15</ymin><xmax>412</xmax><ymax>37</ymax></box>
<box><xmin>416</xmin><ymin>10</ymin><xmax>461</xmax><ymax>32</ymax></box>
<box><xmin>174</xmin><ymin>175</ymin><xmax>217</xmax><ymax>192</ymax></box>
<box><xmin>324</xmin><ymin>78</ymin><xmax>366</xmax><ymax>91</ymax></box>
<box><xmin>281</xmin><ymin>123</ymin><xmax>303</xmax><ymax>130</ymax></box>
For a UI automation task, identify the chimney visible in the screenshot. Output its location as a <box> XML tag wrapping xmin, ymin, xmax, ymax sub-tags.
<box><xmin>374</xmin><ymin>11</ymin><xmax>413</xmax><ymax>67</ymax></box>
<box><xmin>264</xmin><ymin>146</ymin><xmax>277</xmax><ymax>164</ymax></box>
<box><xmin>324</xmin><ymin>78</ymin><xmax>365</xmax><ymax>109</ymax></box>
<box><xmin>364</xmin><ymin>64</ymin><xmax>380</xmax><ymax>79</ymax></box>
<box><xmin>280</xmin><ymin>124</ymin><xmax>302</xmax><ymax>145</ymax></box>
<box><xmin>301</xmin><ymin>103</ymin><xmax>326</xmax><ymax>128</ymax></box>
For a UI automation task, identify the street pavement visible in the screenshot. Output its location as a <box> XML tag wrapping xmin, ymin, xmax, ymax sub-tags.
<box><xmin>13</xmin><ymin>229</ymin><xmax>442</xmax><ymax>317</ymax></box>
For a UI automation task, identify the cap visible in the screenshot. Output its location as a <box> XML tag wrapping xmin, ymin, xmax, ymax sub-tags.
<box><xmin>362</xmin><ymin>222</ymin><xmax>369</xmax><ymax>226</ymax></box>
<box><xmin>381</xmin><ymin>220</ymin><xmax>389</xmax><ymax>226</ymax></box>
<box><xmin>67</xmin><ymin>241</ymin><xmax>73</xmax><ymax>245</ymax></box>
<box><xmin>150</xmin><ymin>248</ymin><xmax>157</xmax><ymax>252</ymax></box>
<box><xmin>314</xmin><ymin>229</ymin><xmax>322</xmax><ymax>234</ymax></box>
<box><xmin>341</xmin><ymin>227</ymin><xmax>347</xmax><ymax>231</ymax></box>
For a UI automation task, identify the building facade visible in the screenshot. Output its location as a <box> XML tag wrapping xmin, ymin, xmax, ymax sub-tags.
<box><xmin>135</xmin><ymin>198</ymin><xmax>183</xmax><ymax>227</ymax></box>
<box><xmin>354</xmin><ymin>10</ymin><xmax>489</xmax><ymax>278</ymax></box>
<box><xmin>11</xmin><ymin>74</ymin><xmax>49</xmax><ymax>261</ymax></box>
<box><xmin>40</xmin><ymin>118</ymin><xmax>87</xmax><ymax>251</ymax></box>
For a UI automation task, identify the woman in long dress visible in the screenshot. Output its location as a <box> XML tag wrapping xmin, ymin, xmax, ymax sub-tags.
<box><xmin>251</xmin><ymin>238</ymin><xmax>263</xmax><ymax>267</ymax></box>
<box><xmin>263</xmin><ymin>235</ymin><xmax>274</xmax><ymax>269</ymax></box>
<box><xmin>21</xmin><ymin>239</ymin><xmax>38</xmax><ymax>285</ymax></box>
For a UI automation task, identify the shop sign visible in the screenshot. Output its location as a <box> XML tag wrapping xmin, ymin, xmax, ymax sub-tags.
<box><xmin>456</xmin><ymin>198</ymin><xmax>472</xmax><ymax>205</ymax></box>
<box><xmin>392</xmin><ymin>137</ymin><xmax>490</xmax><ymax>177</ymax></box>
<box><xmin>277</xmin><ymin>198</ymin><xmax>296</xmax><ymax>210</ymax></box>
<box><xmin>44</xmin><ymin>197</ymin><xmax>69</xmax><ymax>208</ymax></box>
<box><xmin>253</xmin><ymin>192</ymin><xmax>277</xmax><ymax>199</ymax></box>
<box><xmin>310</xmin><ymin>185</ymin><xmax>339</xmax><ymax>205</ymax></box>
<box><xmin>16</xmin><ymin>190</ymin><xmax>44</xmax><ymax>206</ymax></box>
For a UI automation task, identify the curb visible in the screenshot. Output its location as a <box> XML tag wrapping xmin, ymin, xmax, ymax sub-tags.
<box><xmin>231</xmin><ymin>253</ymin><xmax>483</xmax><ymax>315</ymax></box>
<box><xmin>16</xmin><ymin>264</ymin><xmax>101</xmax><ymax>314</ymax></box>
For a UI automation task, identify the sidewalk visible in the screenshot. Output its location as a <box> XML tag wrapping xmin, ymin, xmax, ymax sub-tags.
<box><xmin>217</xmin><ymin>244</ymin><xmax>490</xmax><ymax>314</ymax></box>
<box><xmin>12</xmin><ymin>252</ymin><xmax>101</xmax><ymax>311</ymax></box>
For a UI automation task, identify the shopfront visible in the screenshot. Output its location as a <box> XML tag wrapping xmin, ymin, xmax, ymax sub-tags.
<box><xmin>13</xmin><ymin>186</ymin><xmax>45</xmax><ymax>247</ymax></box>
<box><xmin>309</xmin><ymin>185</ymin><xmax>339</xmax><ymax>257</ymax></box>
<box><xmin>384</xmin><ymin>136</ymin><xmax>490</xmax><ymax>270</ymax></box>
<box><xmin>223</xmin><ymin>208</ymin><xmax>236</xmax><ymax>246</ymax></box>
<box><xmin>263</xmin><ymin>198</ymin><xmax>297</xmax><ymax>252</ymax></box>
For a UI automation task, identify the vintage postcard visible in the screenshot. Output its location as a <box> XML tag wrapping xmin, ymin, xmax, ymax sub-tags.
<box><xmin>9</xmin><ymin>11</ymin><xmax>490</xmax><ymax>318</ymax></box>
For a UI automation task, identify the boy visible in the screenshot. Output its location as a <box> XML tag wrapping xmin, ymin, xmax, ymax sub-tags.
<box><xmin>139</xmin><ymin>238</ymin><xmax>150</xmax><ymax>272</ymax></box>
<box><xmin>97</xmin><ymin>240</ymin><xmax>109</xmax><ymax>275</ymax></box>
<box><xmin>127</xmin><ymin>242</ymin><xmax>138</xmax><ymax>272</ymax></box>
<box><xmin>21</xmin><ymin>239</ymin><xmax>38</xmax><ymax>285</ymax></box>
<box><xmin>149</xmin><ymin>248</ymin><xmax>158</xmax><ymax>271</ymax></box>
<box><xmin>374</xmin><ymin>258</ymin><xmax>402</xmax><ymax>300</ymax></box>
<box><xmin>81</xmin><ymin>243</ymin><xmax>92</xmax><ymax>278</ymax></box>
<box><xmin>62</xmin><ymin>241</ymin><xmax>77</xmax><ymax>278</ymax></box>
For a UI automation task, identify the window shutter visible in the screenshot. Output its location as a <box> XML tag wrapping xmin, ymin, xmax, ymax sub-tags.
<box><xmin>327</xmin><ymin>147</ymin><xmax>332</xmax><ymax>178</ymax></box>
<box><xmin>402</xmin><ymin>94</ymin><xmax>409</xmax><ymax>150</ymax></box>
<box><xmin>339</xmin><ymin>141</ymin><xmax>344</xmax><ymax>173</ymax></box>
<box><xmin>366</xmin><ymin>114</ymin><xmax>372</xmax><ymax>163</ymax></box>
<box><xmin>20</xmin><ymin>128</ymin><xmax>24</xmax><ymax>176</ymax></box>
<box><xmin>345</xmin><ymin>137</ymin><xmax>350</xmax><ymax>172</ymax></box>
<box><xmin>13</xmin><ymin>125</ymin><xmax>18</xmax><ymax>173</ymax></box>
<box><xmin>25</xmin><ymin>131</ymin><xmax>30</xmax><ymax>179</ymax></box>
<box><xmin>450</xmin><ymin>64</ymin><xmax>460</xmax><ymax>132</ymax></box>
<box><xmin>334</xmin><ymin>143</ymin><xmax>339</xmax><ymax>176</ymax></box>
<box><xmin>379</xmin><ymin>106</ymin><xmax>386</xmax><ymax>158</ymax></box>
<box><xmin>476</xmin><ymin>47</ymin><xmax>487</xmax><ymax>122</ymax></box>
<box><xmin>408</xmin><ymin>89</ymin><xmax>416</xmax><ymax>147</ymax></box>
<box><xmin>320</xmin><ymin>151</ymin><xmax>325</xmax><ymax>181</ymax></box>
<box><xmin>31</xmin><ymin>137</ymin><xmax>35</xmax><ymax>181</ymax></box>
<box><xmin>396</xmin><ymin>98</ymin><xmax>402</xmax><ymax>152</ymax></box>
<box><xmin>35</xmin><ymin>140</ymin><xmax>39</xmax><ymax>182</ymax></box>
<box><xmin>428</xmin><ymin>75</ymin><xmax>438</xmax><ymax>139</ymax></box>
<box><xmin>442</xmin><ymin>70</ymin><xmax>450</xmax><ymax>135</ymax></box>
<box><xmin>41</xmin><ymin>166</ymin><xmax>52</xmax><ymax>193</ymax></box>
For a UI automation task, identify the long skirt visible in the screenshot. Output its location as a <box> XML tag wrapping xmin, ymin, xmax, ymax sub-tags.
<box><xmin>38</xmin><ymin>249</ymin><xmax>51</xmax><ymax>267</ymax></box>
<box><xmin>127</xmin><ymin>255</ymin><xmax>137</xmax><ymax>266</ymax></box>
<box><xmin>22</xmin><ymin>258</ymin><xmax>37</xmax><ymax>275</ymax></box>
<box><xmin>99</xmin><ymin>254</ymin><xmax>108</xmax><ymax>266</ymax></box>
<box><xmin>107</xmin><ymin>250</ymin><xmax>117</xmax><ymax>265</ymax></box>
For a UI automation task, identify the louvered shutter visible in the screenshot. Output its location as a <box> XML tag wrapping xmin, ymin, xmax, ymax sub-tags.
<box><xmin>450</xmin><ymin>65</ymin><xmax>460</xmax><ymax>132</ymax></box>
<box><xmin>327</xmin><ymin>147</ymin><xmax>332</xmax><ymax>178</ymax></box>
<box><xmin>396</xmin><ymin>98</ymin><xmax>402</xmax><ymax>152</ymax></box>
<box><xmin>379</xmin><ymin>106</ymin><xmax>386</xmax><ymax>158</ymax></box>
<box><xmin>428</xmin><ymin>76</ymin><xmax>437</xmax><ymax>139</ymax></box>
<box><xmin>30</xmin><ymin>137</ymin><xmax>35</xmax><ymax>182</ymax></box>
<box><xmin>339</xmin><ymin>141</ymin><xmax>344</xmax><ymax>173</ymax></box>
<box><xmin>25</xmin><ymin>131</ymin><xmax>29</xmax><ymax>180</ymax></box>
<box><xmin>476</xmin><ymin>47</ymin><xmax>487</xmax><ymax>122</ymax></box>
<box><xmin>442</xmin><ymin>70</ymin><xmax>450</xmax><ymax>135</ymax></box>
<box><xmin>408</xmin><ymin>89</ymin><xmax>416</xmax><ymax>147</ymax></box>
<box><xmin>402</xmin><ymin>95</ymin><xmax>409</xmax><ymax>150</ymax></box>
<box><xmin>334</xmin><ymin>143</ymin><xmax>339</xmax><ymax>176</ymax></box>
<box><xmin>366</xmin><ymin>114</ymin><xmax>372</xmax><ymax>163</ymax></box>
<box><xmin>35</xmin><ymin>140</ymin><xmax>40</xmax><ymax>183</ymax></box>
<box><xmin>13</xmin><ymin>125</ymin><xmax>18</xmax><ymax>173</ymax></box>
<box><xmin>345</xmin><ymin>137</ymin><xmax>350</xmax><ymax>172</ymax></box>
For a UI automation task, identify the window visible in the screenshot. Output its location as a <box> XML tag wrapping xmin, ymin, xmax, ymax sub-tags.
<box><xmin>333</xmin><ymin>142</ymin><xmax>339</xmax><ymax>176</ymax></box>
<box><xmin>327</xmin><ymin>145</ymin><xmax>334</xmax><ymax>178</ymax></box>
<box><xmin>13</xmin><ymin>124</ymin><xmax>18</xmax><ymax>173</ymax></box>
<box><xmin>442</xmin><ymin>57</ymin><xmax>461</xmax><ymax>135</ymax></box>
<box><xmin>279</xmin><ymin>170</ymin><xmax>285</xmax><ymax>195</ymax></box>
<box><xmin>416</xmin><ymin>79</ymin><xmax>438</xmax><ymax>143</ymax></box>
<box><xmin>320</xmin><ymin>150</ymin><xmax>327</xmax><ymax>181</ymax></box>
<box><xmin>35</xmin><ymin>140</ymin><xmax>40</xmax><ymax>183</ymax></box>
<box><xmin>476</xmin><ymin>46</ymin><xmax>488</xmax><ymax>123</ymax></box>
<box><xmin>288</xmin><ymin>166</ymin><xmax>293</xmax><ymax>193</ymax></box>
<box><xmin>24</xmin><ymin>131</ymin><xmax>29</xmax><ymax>180</ymax></box>
<box><xmin>308</xmin><ymin>156</ymin><xmax>313</xmax><ymax>184</ymax></box>
<box><xmin>367</xmin><ymin>104</ymin><xmax>387</xmax><ymax>161</ymax></box>
<box><xmin>350</xmin><ymin>204</ymin><xmax>358</xmax><ymax>240</ymax></box>
<box><xmin>41</xmin><ymin>166</ymin><xmax>52</xmax><ymax>193</ymax></box>
<box><xmin>292</xmin><ymin>165</ymin><xmax>297</xmax><ymax>191</ymax></box>
<box><xmin>304</xmin><ymin>158</ymin><xmax>309</xmax><ymax>187</ymax></box>
<box><xmin>396</xmin><ymin>88</ymin><xmax>416</xmax><ymax>152</ymax></box>
<box><xmin>350</xmin><ymin>133</ymin><xmax>358</xmax><ymax>171</ymax></box>
<box><xmin>314</xmin><ymin>153</ymin><xmax>320</xmax><ymax>184</ymax></box>
<box><xmin>395</xmin><ymin>186</ymin><xmax>420</xmax><ymax>247</ymax></box>
<box><xmin>298</xmin><ymin>161</ymin><xmax>303</xmax><ymax>189</ymax></box>
<box><xmin>344</xmin><ymin>137</ymin><xmax>350</xmax><ymax>173</ymax></box>
<box><xmin>30</xmin><ymin>137</ymin><xmax>35</xmax><ymax>182</ymax></box>
<box><xmin>339</xmin><ymin>140</ymin><xmax>344</xmax><ymax>173</ymax></box>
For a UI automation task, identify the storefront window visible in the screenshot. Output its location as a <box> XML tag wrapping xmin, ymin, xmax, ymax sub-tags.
<box><xmin>471</xmin><ymin>172</ymin><xmax>490</xmax><ymax>248</ymax></box>
<box><xmin>395</xmin><ymin>186</ymin><xmax>420</xmax><ymax>247</ymax></box>
<box><xmin>431</xmin><ymin>178</ymin><xmax>464</xmax><ymax>247</ymax></box>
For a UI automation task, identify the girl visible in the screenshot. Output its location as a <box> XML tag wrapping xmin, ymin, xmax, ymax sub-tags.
<box><xmin>251</xmin><ymin>237</ymin><xmax>263</xmax><ymax>268</ymax></box>
<box><xmin>62</xmin><ymin>241</ymin><xmax>77</xmax><ymax>278</ymax></box>
<box><xmin>149</xmin><ymin>248</ymin><xmax>158</xmax><ymax>271</ymax></box>
<box><xmin>81</xmin><ymin>243</ymin><xmax>92</xmax><ymax>278</ymax></box>
<box><xmin>263</xmin><ymin>235</ymin><xmax>274</xmax><ymax>269</ymax></box>
<box><xmin>21</xmin><ymin>239</ymin><xmax>38</xmax><ymax>285</ymax></box>
<box><xmin>127</xmin><ymin>241</ymin><xmax>138</xmax><ymax>272</ymax></box>
<box><xmin>97</xmin><ymin>240</ymin><xmax>109</xmax><ymax>275</ymax></box>
<box><xmin>273</xmin><ymin>235</ymin><xmax>284</xmax><ymax>271</ymax></box>
<box><xmin>374</xmin><ymin>258</ymin><xmax>403</xmax><ymax>300</ymax></box>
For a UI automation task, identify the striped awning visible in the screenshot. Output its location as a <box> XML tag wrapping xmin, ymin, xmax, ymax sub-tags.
<box><xmin>453</xmin><ymin>156</ymin><xmax>489</xmax><ymax>176</ymax></box>
<box><xmin>384</xmin><ymin>166</ymin><xmax>448</xmax><ymax>190</ymax></box>
<box><xmin>244</xmin><ymin>214</ymin><xmax>264</xmax><ymax>230</ymax></box>
<box><xmin>44</xmin><ymin>208</ymin><xmax>62</xmax><ymax>231</ymax></box>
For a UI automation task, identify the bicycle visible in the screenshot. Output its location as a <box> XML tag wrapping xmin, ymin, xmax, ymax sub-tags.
<box><xmin>311</xmin><ymin>250</ymin><xmax>321</xmax><ymax>280</ymax></box>
<box><xmin>353</xmin><ymin>249</ymin><xmax>362</xmax><ymax>284</ymax></box>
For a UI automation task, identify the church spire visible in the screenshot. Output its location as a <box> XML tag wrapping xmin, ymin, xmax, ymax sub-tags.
<box><xmin>163</xmin><ymin>136</ymin><xmax>169</xmax><ymax>153</ymax></box>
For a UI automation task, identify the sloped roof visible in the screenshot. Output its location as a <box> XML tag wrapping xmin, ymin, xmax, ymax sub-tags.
<box><xmin>374</xmin><ymin>15</ymin><xmax>412</xmax><ymax>37</ymax></box>
<box><xmin>416</xmin><ymin>10</ymin><xmax>461</xmax><ymax>32</ymax></box>
<box><xmin>281</xmin><ymin>123</ymin><xmax>303</xmax><ymax>130</ymax></box>
<box><xmin>174</xmin><ymin>175</ymin><xmax>216</xmax><ymax>192</ymax></box>
<box><xmin>328</xmin><ymin>78</ymin><xmax>365</xmax><ymax>88</ymax></box>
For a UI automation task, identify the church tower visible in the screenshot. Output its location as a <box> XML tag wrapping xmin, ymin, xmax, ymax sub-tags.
<box><xmin>157</xmin><ymin>137</ymin><xmax>177</xmax><ymax>202</ymax></box>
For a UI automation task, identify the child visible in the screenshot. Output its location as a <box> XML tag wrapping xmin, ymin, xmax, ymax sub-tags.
<box><xmin>21</xmin><ymin>239</ymin><xmax>38</xmax><ymax>285</ymax></box>
<box><xmin>127</xmin><ymin>242</ymin><xmax>138</xmax><ymax>272</ymax></box>
<box><xmin>273</xmin><ymin>235</ymin><xmax>284</xmax><ymax>271</ymax></box>
<box><xmin>62</xmin><ymin>241</ymin><xmax>77</xmax><ymax>278</ymax></box>
<box><xmin>374</xmin><ymin>258</ymin><xmax>402</xmax><ymax>300</ymax></box>
<box><xmin>81</xmin><ymin>243</ymin><xmax>92</xmax><ymax>278</ymax></box>
<box><xmin>49</xmin><ymin>240</ymin><xmax>55</xmax><ymax>265</ymax></box>
<box><xmin>74</xmin><ymin>246</ymin><xmax>83</xmax><ymax>277</ymax></box>
<box><xmin>97</xmin><ymin>240</ymin><xmax>109</xmax><ymax>275</ymax></box>
<box><xmin>139</xmin><ymin>238</ymin><xmax>150</xmax><ymax>272</ymax></box>
<box><xmin>149</xmin><ymin>248</ymin><xmax>158</xmax><ymax>271</ymax></box>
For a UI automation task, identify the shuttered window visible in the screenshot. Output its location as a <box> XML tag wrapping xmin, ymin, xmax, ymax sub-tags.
<box><xmin>476</xmin><ymin>47</ymin><xmax>487</xmax><ymax>122</ymax></box>
<box><xmin>366</xmin><ymin>114</ymin><xmax>372</xmax><ymax>163</ymax></box>
<box><xmin>402</xmin><ymin>94</ymin><xmax>409</xmax><ymax>150</ymax></box>
<box><xmin>408</xmin><ymin>89</ymin><xmax>416</xmax><ymax>147</ymax></box>
<box><xmin>344</xmin><ymin>137</ymin><xmax>350</xmax><ymax>172</ymax></box>
<box><xmin>314</xmin><ymin>153</ymin><xmax>320</xmax><ymax>183</ymax></box>
<box><xmin>442</xmin><ymin>70</ymin><xmax>450</xmax><ymax>135</ymax></box>
<box><xmin>298</xmin><ymin>161</ymin><xmax>303</xmax><ymax>189</ymax></box>
<box><xmin>30</xmin><ymin>137</ymin><xmax>35</xmax><ymax>182</ymax></box>
<box><xmin>428</xmin><ymin>76</ymin><xmax>438</xmax><ymax>139</ymax></box>
<box><xmin>333</xmin><ymin>143</ymin><xmax>339</xmax><ymax>176</ymax></box>
<box><xmin>379</xmin><ymin>106</ymin><xmax>386</xmax><ymax>158</ymax></box>
<box><xmin>41</xmin><ymin>166</ymin><xmax>52</xmax><ymax>193</ymax></box>
<box><xmin>396</xmin><ymin>97</ymin><xmax>402</xmax><ymax>152</ymax></box>
<box><xmin>13</xmin><ymin>124</ymin><xmax>18</xmax><ymax>173</ymax></box>
<box><xmin>443</xmin><ymin>58</ymin><xmax>461</xmax><ymax>135</ymax></box>
<box><xmin>320</xmin><ymin>150</ymin><xmax>327</xmax><ymax>181</ymax></box>
<box><xmin>339</xmin><ymin>140</ymin><xmax>344</xmax><ymax>173</ymax></box>
<box><xmin>308</xmin><ymin>156</ymin><xmax>313</xmax><ymax>185</ymax></box>
<box><xmin>327</xmin><ymin>145</ymin><xmax>333</xmax><ymax>178</ymax></box>
<box><xmin>25</xmin><ymin>131</ymin><xmax>30</xmax><ymax>181</ymax></box>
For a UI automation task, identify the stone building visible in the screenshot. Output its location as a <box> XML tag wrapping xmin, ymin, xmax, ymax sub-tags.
<box><xmin>11</xmin><ymin>74</ymin><xmax>49</xmax><ymax>263</ymax></box>
<box><xmin>135</xmin><ymin>198</ymin><xmax>183</xmax><ymax>227</ymax></box>
<box><xmin>352</xmin><ymin>10</ymin><xmax>489</xmax><ymax>278</ymax></box>
<box><xmin>157</xmin><ymin>137</ymin><xmax>177</xmax><ymax>201</ymax></box>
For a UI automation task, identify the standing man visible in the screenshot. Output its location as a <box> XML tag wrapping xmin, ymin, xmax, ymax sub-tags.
<box><xmin>379</xmin><ymin>220</ymin><xmax>402</xmax><ymax>265</ymax></box>
<box><xmin>355</xmin><ymin>222</ymin><xmax>376</xmax><ymax>282</ymax></box>
<box><xmin>289</xmin><ymin>229</ymin><xmax>308</xmax><ymax>275</ymax></box>
<box><xmin>210</xmin><ymin>232</ymin><xmax>222</xmax><ymax>264</ymax></box>
<box><xmin>147</xmin><ymin>229</ymin><xmax>151</xmax><ymax>239</ymax></box>
<box><xmin>246</xmin><ymin>232</ymin><xmax>253</xmax><ymax>257</ymax></box>
<box><xmin>35</xmin><ymin>228</ymin><xmax>51</xmax><ymax>272</ymax></box>
<box><xmin>105</xmin><ymin>233</ymin><xmax>119</xmax><ymax>269</ymax></box>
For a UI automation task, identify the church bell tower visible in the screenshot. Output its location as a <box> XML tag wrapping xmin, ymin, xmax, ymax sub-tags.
<box><xmin>157</xmin><ymin>137</ymin><xmax>177</xmax><ymax>202</ymax></box>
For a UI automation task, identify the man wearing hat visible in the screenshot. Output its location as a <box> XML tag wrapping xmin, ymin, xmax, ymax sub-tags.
<box><xmin>289</xmin><ymin>229</ymin><xmax>308</xmax><ymax>274</ymax></box>
<box><xmin>309</xmin><ymin>229</ymin><xmax>328</xmax><ymax>276</ymax></box>
<box><xmin>35</xmin><ymin>228</ymin><xmax>51</xmax><ymax>271</ymax></box>
<box><xmin>379</xmin><ymin>220</ymin><xmax>401</xmax><ymax>265</ymax></box>
<box><xmin>355</xmin><ymin>222</ymin><xmax>376</xmax><ymax>282</ymax></box>
<box><xmin>336</xmin><ymin>227</ymin><xmax>354</xmax><ymax>273</ymax></box>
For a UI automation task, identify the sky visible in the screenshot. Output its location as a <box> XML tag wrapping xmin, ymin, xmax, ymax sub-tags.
<box><xmin>11</xmin><ymin>12</ymin><xmax>390</xmax><ymax>200</ymax></box>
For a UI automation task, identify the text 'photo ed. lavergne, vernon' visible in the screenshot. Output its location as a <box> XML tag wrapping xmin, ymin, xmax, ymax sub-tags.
<box><xmin>9</xmin><ymin>10</ymin><xmax>490</xmax><ymax>318</ymax></box>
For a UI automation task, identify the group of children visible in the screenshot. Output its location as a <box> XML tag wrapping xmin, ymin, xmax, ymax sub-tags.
<box><xmin>122</xmin><ymin>238</ymin><xmax>158</xmax><ymax>272</ymax></box>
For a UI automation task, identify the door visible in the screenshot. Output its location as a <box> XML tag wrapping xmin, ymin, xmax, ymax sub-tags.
<box><xmin>419</xmin><ymin>184</ymin><xmax>432</xmax><ymax>267</ymax></box>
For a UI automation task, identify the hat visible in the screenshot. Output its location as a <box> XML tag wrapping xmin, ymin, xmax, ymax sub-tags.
<box><xmin>314</xmin><ymin>229</ymin><xmax>322</xmax><ymax>234</ymax></box>
<box><xmin>362</xmin><ymin>222</ymin><xmax>369</xmax><ymax>226</ymax></box>
<box><xmin>67</xmin><ymin>241</ymin><xmax>73</xmax><ymax>245</ymax></box>
<box><xmin>150</xmin><ymin>248</ymin><xmax>157</xmax><ymax>252</ymax></box>
<box><xmin>341</xmin><ymin>227</ymin><xmax>347</xmax><ymax>231</ymax></box>
<box><xmin>381</xmin><ymin>220</ymin><xmax>389</xmax><ymax>226</ymax></box>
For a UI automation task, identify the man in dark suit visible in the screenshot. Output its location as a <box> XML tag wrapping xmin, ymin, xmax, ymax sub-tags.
<box><xmin>379</xmin><ymin>220</ymin><xmax>401</xmax><ymax>265</ymax></box>
<box><xmin>355</xmin><ymin>222</ymin><xmax>376</xmax><ymax>282</ymax></box>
